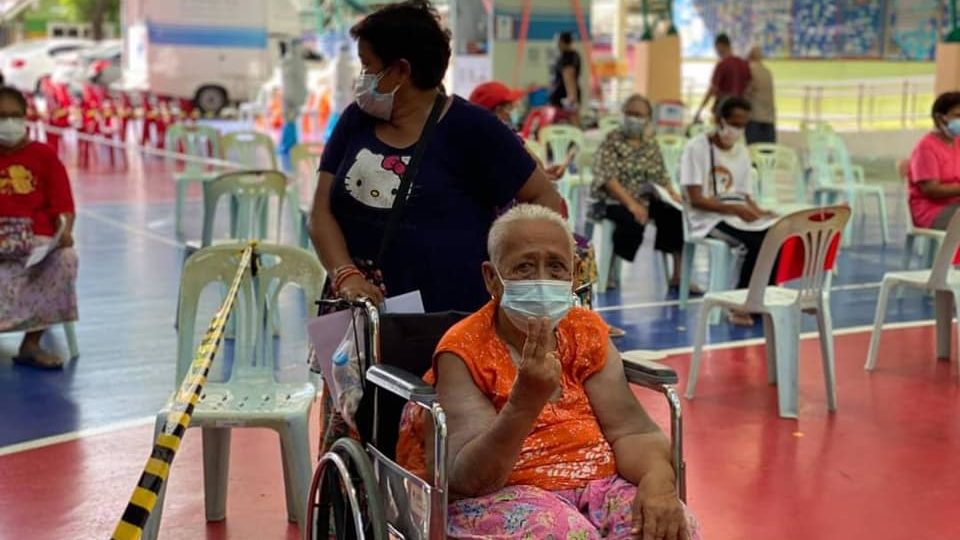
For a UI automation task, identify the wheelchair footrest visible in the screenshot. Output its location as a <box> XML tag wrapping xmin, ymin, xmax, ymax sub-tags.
<box><xmin>621</xmin><ymin>350</ymin><xmax>679</xmax><ymax>386</ymax></box>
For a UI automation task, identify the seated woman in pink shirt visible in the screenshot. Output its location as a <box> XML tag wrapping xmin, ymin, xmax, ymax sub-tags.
<box><xmin>909</xmin><ymin>92</ymin><xmax>960</xmax><ymax>229</ymax></box>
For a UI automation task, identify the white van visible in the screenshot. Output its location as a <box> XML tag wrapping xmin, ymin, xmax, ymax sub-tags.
<box><xmin>120</xmin><ymin>0</ymin><xmax>302</xmax><ymax>113</ymax></box>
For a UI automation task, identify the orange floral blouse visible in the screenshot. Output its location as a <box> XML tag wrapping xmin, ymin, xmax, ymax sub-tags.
<box><xmin>395</xmin><ymin>301</ymin><xmax>617</xmax><ymax>491</ymax></box>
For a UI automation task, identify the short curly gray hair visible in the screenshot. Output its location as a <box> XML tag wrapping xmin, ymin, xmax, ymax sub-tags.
<box><xmin>487</xmin><ymin>204</ymin><xmax>574</xmax><ymax>266</ymax></box>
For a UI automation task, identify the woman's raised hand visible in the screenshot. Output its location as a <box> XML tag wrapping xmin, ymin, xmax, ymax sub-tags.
<box><xmin>511</xmin><ymin>317</ymin><xmax>562</xmax><ymax>410</ymax></box>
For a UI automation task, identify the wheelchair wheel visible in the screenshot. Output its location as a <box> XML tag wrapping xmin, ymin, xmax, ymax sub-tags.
<box><xmin>305</xmin><ymin>438</ymin><xmax>388</xmax><ymax>540</ymax></box>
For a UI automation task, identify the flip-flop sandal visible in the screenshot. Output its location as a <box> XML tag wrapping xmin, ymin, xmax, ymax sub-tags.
<box><xmin>608</xmin><ymin>325</ymin><xmax>627</xmax><ymax>338</ymax></box>
<box><xmin>13</xmin><ymin>355</ymin><xmax>64</xmax><ymax>371</ymax></box>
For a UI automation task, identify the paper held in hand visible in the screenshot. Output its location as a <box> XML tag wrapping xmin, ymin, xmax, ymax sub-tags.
<box><xmin>24</xmin><ymin>220</ymin><xmax>66</xmax><ymax>268</ymax></box>
<box><xmin>650</xmin><ymin>183</ymin><xmax>683</xmax><ymax>211</ymax></box>
<box><xmin>716</xmin><ymin>193</ymin><xmax>780</xmax><ymax>232</ymax></box>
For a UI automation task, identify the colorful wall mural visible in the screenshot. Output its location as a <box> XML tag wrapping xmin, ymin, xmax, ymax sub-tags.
<box><xmin>674</xmin><ymin>0</ymin><xmax>945</xmax><ymax>60</ymax></box>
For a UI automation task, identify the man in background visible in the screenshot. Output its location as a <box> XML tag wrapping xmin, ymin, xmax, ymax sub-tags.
<box><xmin>745</xmin><ymin>46</ymin><xmax>776</xmax><ymax>143</ymax></box>
<box><xmin>550</xmin><ymin>31</ymin><xmax>582</xmax><ymax>127</ymax></box>
<box><xmin>693</xmin><ymin>33</ymin><xmax>751</xmax><ymax>123</ymax></box>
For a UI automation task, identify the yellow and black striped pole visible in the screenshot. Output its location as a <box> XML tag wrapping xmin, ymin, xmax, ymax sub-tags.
<box><xmin>111</xmin><ymin>244</ymin><xmax>255</xmax><ymax>540</ymax></box>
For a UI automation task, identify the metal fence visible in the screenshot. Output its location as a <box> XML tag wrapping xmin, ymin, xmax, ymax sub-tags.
<box><xmin>601</xmin><ymin>75</ymin><xmax>935</xmax><ymax>131</ymax></box>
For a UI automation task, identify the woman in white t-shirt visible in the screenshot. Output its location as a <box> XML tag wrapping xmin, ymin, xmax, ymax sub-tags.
<box><xmin>680</xmin><ymin>96</ymin><xmax>776</xmax><ymax>326</ymax></box>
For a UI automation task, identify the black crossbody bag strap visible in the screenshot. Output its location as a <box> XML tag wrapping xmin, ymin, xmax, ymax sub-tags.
<box><xmin>709</xmin><ymin>137</ymin><xmax>718</xmax><ymax>196</ymax></box>
<box><xmin>376</xmin><ymin>93</ymin><xmax>446</xmax><ymax>265</ymax></box>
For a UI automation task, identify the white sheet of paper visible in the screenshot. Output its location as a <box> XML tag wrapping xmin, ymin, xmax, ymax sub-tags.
<box><xmin>383</xmin><ymin>290</ymin><xmax>424</xmax><ymax>314</ymax></box>
<box><xmin>24</xmin><ymin>219</ymin><xmax>66</xmax><ymax>268</ymax></box>
<box><xmin>24</xmin><ymin>241</ymin><xmax>55</xmax><ymax>268</ymax></box>
<box><xmin>651</xmin><ymin>184</ymin><xmax>683</xmax><ymax>211</ymax></box>
<box><xmin>305</xmin><ymin>290</ymin><xmax>426</xmax><ymax>388</ymax></box>
<box><xmin>722</xmin><ymin>215</ymin><xmax>780</xmax><ymax>232</ymax></box>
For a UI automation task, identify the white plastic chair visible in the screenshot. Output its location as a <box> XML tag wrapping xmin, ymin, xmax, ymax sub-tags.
<box><xmin>197</xmin><ymin>170</ymin><xmax>287</xmax><ymax>249</ymax></box>
<box><xmin>808</xmin><ymin>132</ymin><xmax>889</xmax><ymax>245</ymax></box>
<box><xmin>656</xmin><ymin>134</ymin><xmax>685</xmax><ymax>188</ymax></box>
<box><xmin>749</xmin><ymin>143</ymin><xmax>808</xmax><ymax>211</ymax></box>
<box><xmin>222</xmin><ymin>132</ymin><xmax>302</xmax><ymax>239</ymax></box>
<box><xmin>289</xmin><ymin>143</ymin><xmax>322</xmax><ymax>249</ymax></box>
<box><xmin>865</xmin><ymin>211</ymin><xmax>960</xmax><ymax>379</ymax></box>
<box><xmin>524</xmin><ymin>138</ymin><xmax>547</xmax><ymax>163</ymax></box>
<box><xmin>686</xmin><ymin>123</ymin><xmax>709</xmax><ymax>138</ymax></box>
<box><xmin>598</xmin><ymin>115</ymin><xmax>622</xmax><ymax>137</ymax></box>
<box><xmin>592</xmin><ymin>206</ymin><xmax>677</xmax><ymax>294</ymax></box>
<box><xmin>143</xmin><ymin>243</ymin><xmax>322</xmax><ymax>539</ymax></box>
<box><xmin>677</xmin><ymin>209</ymin><xmax>738</xmax><ymax>325</ymax></box>
<box><xmin>896</xmin><ymin>159</ymin><xmax>945</xmax><ymax>269</ymax></box>
<box><xmin>685</xmin><ymin>206</ymin><xmax>851</xmax><ymax>418</ymax></box>
<box><xmin>540</xmin><ymin>125</ymin><xmax>587</xmax><ymax>227</ymax></box>
<box><xmin>166</xmin><ymin>123</ymin><xmax>222</xmax><ymax>239</ymax></box>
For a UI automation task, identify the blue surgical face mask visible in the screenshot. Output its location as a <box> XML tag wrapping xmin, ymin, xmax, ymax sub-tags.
<box><xmin>354</xmin><ymin>68</ymin><xmax>399</xmax><ymax>120</ymax></box>
<box><xmin>622</xmin><ymin>115</ymin><xmax>648</xmax><ymax>138</ymax></box>
<box><xmin>509</xmin><ymin>107</ymin><xmax>523</xmax><ymax>127</ymax></box>
<box><xmin>498</xmin><ymin>272</ymin><xmax>575</xmax><ymax>329</ymax></box>
<box><xmin>947</xmin><ymin>118</ymin><xmax>960</xmax><ymax>138</ymax></box>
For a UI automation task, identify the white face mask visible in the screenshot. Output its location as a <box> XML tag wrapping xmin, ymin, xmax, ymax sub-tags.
<box><xmin>354</xmin><ymin>69</ymin><xmax>399</xmax><ymax>121</ymax></box>
<box><xmin>717</xmin><ymin>122</ymin><xmax>744</xmax><ymax>145</ymax></box>
<box><xmin>497</xmin><ymin>271</ymin><xmax>575</xmax><ymax>330</ymax></box>
<box><xmin>0</xmin><ymin>118</ymin><xmax>26</xmax><ymax>146</ymax></box>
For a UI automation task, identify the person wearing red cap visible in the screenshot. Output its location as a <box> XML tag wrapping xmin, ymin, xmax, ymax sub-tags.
<box><xmin>469</xmin><ymin>81</ymin><xmax>566</xmax><ymax>183</ymax></box>
<box><xmin>469</xmin><ymin>81</ymin><xmax>526</xmax><ymax>126</ymax></box>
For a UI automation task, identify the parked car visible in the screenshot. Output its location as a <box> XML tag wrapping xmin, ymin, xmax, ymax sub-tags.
<box><xmin>51</xmin><ymin>39</ymin><xmax>122</xmax><ymax>90</ymax></box>
<box><xmin>0</xmin><ymin>39</ymin><xmax>93</xmax><ymax>92</ymax></box>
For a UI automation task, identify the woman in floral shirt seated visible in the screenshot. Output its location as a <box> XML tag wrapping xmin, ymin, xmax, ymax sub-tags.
<box><xmin>592</xmin><ymin>94</ymin><xmax>695</xmax><ymax>293</ymax></box>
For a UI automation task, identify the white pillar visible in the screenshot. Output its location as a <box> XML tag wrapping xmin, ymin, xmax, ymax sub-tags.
<box><xmin>610</xmin><ymin>0</ymin><xmax>627</xmax><ymax>109</ymax></box>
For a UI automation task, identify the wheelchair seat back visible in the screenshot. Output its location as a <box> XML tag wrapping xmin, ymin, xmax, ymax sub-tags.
<box><xmin>356</xmin><ymin>310</ymin><xmax>470</xmax><ymax>457</ymax></box>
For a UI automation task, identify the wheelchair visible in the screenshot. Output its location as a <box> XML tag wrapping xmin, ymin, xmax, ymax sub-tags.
<box><xmin>304</xmin><ymin>298</ymin><xmax>686</xmax><ymax>540</ymax></box>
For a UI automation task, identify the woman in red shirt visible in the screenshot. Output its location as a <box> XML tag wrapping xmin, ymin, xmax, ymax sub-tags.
<box><xmin>0</xmin><ymin>86</ymin><xmax>77</xmax><ymax>369</ymax></box>
<box><xmin>908</xmin><ymin>92</ymin><xmax>960</xmax><ymax>229</ymax></box>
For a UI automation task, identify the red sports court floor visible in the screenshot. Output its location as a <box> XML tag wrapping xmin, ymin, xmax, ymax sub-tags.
<box><xmin>2</xmin><ymin>324</ymin><xmax>957</xmax><ymax>540</ymax></box>
<box><xmin>1</xmin><ymin>135</ymin><xmax>957</xmax><ymax>539</ymax></box>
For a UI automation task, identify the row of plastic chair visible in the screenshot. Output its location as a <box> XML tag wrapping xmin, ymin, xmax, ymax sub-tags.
<box><xmin>166</xmin><ymin>123</ymin><xmax>321</xmax><ymax>248</ymax></box>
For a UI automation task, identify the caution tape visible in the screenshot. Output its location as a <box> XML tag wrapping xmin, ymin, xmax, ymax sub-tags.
<box><xmin>111</xmin><ymin>244</ymin><xmax>256</xmax><ymax>540</ymax></box>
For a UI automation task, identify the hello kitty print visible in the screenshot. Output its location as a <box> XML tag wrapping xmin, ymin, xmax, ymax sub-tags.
<box><xmin>343</xmin><ymin>148</ymin><xmax>411</xmax><ymax>209</ymax></box>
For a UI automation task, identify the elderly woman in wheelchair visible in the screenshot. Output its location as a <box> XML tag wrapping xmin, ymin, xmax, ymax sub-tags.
<box><xmin>391</xmin><ymin>204</ymin><xmax>700</xmax><ymax>539</ymax></box>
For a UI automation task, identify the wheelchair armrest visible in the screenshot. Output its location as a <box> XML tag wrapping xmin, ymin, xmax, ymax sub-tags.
<box><xmin>366</xmin><ymin>364</ymin><xmax>437</xmax><ymax>404</ymax></box>
<box><xmin>621</xmin><ymin>352</ymin><xmax>679</xmax><ymax>387</ymax></box>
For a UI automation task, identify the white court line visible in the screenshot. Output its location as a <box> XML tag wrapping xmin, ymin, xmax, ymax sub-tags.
<box><xmin>0</xmin><ymin>321</ymin><xmax>936</xmax><ymax>457</ymax></box>
<box><xmin>595</xmin><ymin>281</ymin><xmax>883</xmax><ymax>312</ymax></box>
<box><xmin>77</xmin><ymin>207</ymin><xmax>184</xmax><ymax>248</ymax></box>
<box><xmin>644</xmin><ymin>318</ymin><xmax>935</xmax><ymax>358</ymax></box>
<box><xmin>0</xmin><ymin>416</ymin><xmax>154</xmax><ymax>457</ymax></box>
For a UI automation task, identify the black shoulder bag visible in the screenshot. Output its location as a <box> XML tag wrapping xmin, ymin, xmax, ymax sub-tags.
<box><xmin>376</xmin><ymin>93</ymin><xmax>447</xmax><ymax>265</ymax></box>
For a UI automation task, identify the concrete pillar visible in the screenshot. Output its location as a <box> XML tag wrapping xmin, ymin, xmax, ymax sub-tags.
<box><xmin>633</xmin><ymin>34</ymin><xmax>682</xmax><ymax>103</ymax></box>
<box><xmin>935</xmin><ymin>42</ymin><xmax>960</xmax><ymax>96</ymax></box>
